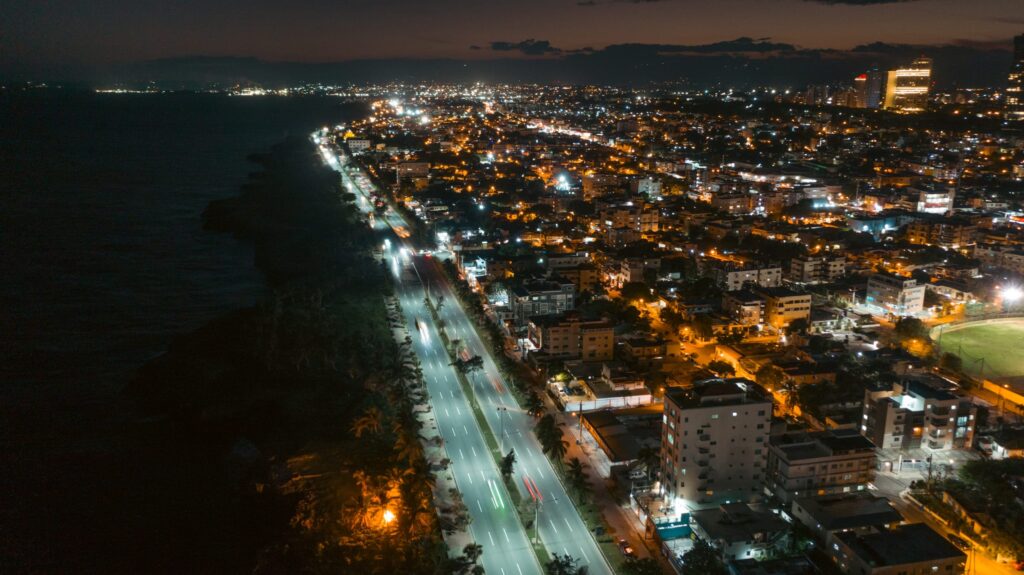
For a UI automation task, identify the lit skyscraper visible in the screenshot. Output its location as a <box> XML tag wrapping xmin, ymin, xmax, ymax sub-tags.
<box><xmin>853</xmin><ymin>73</ymin><xmax>868</xmax><ymax>108</ymax></box>
<box><xmin>883</xmin><ymin>57</ymin><xmax>932</xmax><ymax>113</ymax></box>
<box><xmin>865</xmin><ymin>65</ymin><xmax>885</xmax><ymax>109</ymax></box>
<box><xmin>1007</xmin><ymin>34</ymin><xmax>1024</xmax><ymax>122</ymax></box>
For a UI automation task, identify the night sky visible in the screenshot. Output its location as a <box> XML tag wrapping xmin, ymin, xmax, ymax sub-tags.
<box><xmin>3</xmin><ymin>0</ymin><xmax>1022</xmax><ymax>83</ymax></box>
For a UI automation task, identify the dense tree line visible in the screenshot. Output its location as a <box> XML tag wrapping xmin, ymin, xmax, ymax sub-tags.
<box><xmin>130</xmin><ymin>138</ymin><xmax>451</xmax><ymax>573</ymax></box>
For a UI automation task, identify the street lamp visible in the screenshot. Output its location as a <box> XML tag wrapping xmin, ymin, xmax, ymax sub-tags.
<box><xmin>382</xmin><ymin>509</ymin><xmax>395</xmax><ymax>526</ymax></box>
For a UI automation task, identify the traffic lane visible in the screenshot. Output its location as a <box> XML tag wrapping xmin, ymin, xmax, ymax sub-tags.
<box><xmin>414</xmin><ymin>259</ymin><xmax>612</xmax><ymax>575</ymax></box>
<box><xmin>334</xmin><ymin>159</ymin><xmax>530</xmax><ymax>570</ymax></box>
<box><xmin>394</xmin><ymin>282</ymin><xmax>540</xmax><ymax>575</ymax></box>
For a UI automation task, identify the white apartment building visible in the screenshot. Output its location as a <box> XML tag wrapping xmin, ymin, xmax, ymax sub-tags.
<box><xmin>714</xmin><ymin>266</ymin><xmax>783</xmax><ymax>292</ymax></box>
<box><xmin>789</xmin><ymin>255</ymin><xmax>846</xmax><ymax>284</ymax></box>
<box><xmin>661</xmin><ymin>379</ymin><xmax>772</xmax><ymax>511</ymax></box>
<box><xmin>865</xmin><ymin>273</ymin><xmax>926</xmax><ymax>316</ymax></box>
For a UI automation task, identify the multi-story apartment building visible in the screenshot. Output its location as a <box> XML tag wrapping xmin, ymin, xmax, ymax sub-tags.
<box><xmin>713</xmin><ymin>264</ymin><xmax>783</xmax><ymax>292</ymax></box>
<box><xmin>597</xmin><ymin>199</ymin><xmax>660</xmax><ymax>233</ymax></box>
<box><xmin>614</xmin><ymin>257</ymin><xmax>661</xmax><ymax>287</ymax></box>
<box><xmin>526</xmin><ymin>312</ymin><xmax>614</xmax><ymax>361</ymax></box>
<box><xmin>862</xmin><ymin>377</ymin><xmax>977</xmax><ymax>451</ymax></box>
<box><xmin>766</xmin><ymin>431</ymin><xmax>876</xmax><ymax>504</ymax></box>
<box><xmin>722</xmin><ymin>290</ymin><xmax>765</xmax><ymax>326</ymax></box>
<box><xmin>973</xmin><ymin>244</ymin><xmax>1024</xmax><ymax>275</ymax></box>
<box><xmin>510</xmin><ymin>279</ymin><xmax>575</xmax><ymax>325</ymax></box>
<box><xmin>758</xmin><ymin>287</ymin><xmax>812</xmax><ymax>329</ymax></box>
<box><xmin>661</xmin><ymin>379</ymin><xmax>772</xmax><ymax>510</ymax></box>
<box><xmin>789</xmin><ymin>256</ymin><xmax>846</xmax><ymax>285</ymax></box>
<box><xmin>1006</xmin><ymin>34</ymin><xmax>1024</xmax><ymax>122</ymax></box>
<box><xmin>830</xmin><ymin>523</ymin><xmax>965</xmax><ymax>575</ymax></box>
<box><xmin>905</xmin><ymin>219</ymin><xmax>977</xmax><ymax>249</ymax></box>
<box><xmin>865</xmin><ymin>273</ymin><xmax>926</xmax><ymax>316</ymax></box>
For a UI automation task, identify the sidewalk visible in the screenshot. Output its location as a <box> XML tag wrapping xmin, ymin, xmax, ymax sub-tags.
<box><xmin>557</xmin><ymin>410</ymin><xmax>675</xmax><ymax>572</ymax></box>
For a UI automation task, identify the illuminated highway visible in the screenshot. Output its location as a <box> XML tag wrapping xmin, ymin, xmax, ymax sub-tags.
<box><xmin>315</xmin><ymin>134</ymin><xmax>613</xmax><ymax>575</ymax></box>
<box><xmin>316</xmin><ymin>135</ymin><xmax>542</xmax><ymax>575</ymax></box>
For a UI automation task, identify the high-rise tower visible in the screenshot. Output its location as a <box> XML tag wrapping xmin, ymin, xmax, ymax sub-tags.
<box><xmin>1007</xmin><ymin>34</ymin><xmax>1024</xmax><ymax>122</ymax></box>
<box><xmin>883</xmin><ymin>57</ymin><xmax>932</xmax><ymax>113</ymax></box>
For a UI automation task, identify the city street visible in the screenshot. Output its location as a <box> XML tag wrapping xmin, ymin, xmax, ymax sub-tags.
<box><xmin>319</xmin><ymin>139</ymin><xmax>614</xmax><ymax>574</ymax></box>
<box><xmin>322</xmin><ymin>140</ymin><xmax>542</xmax><ymax>575</ymax></box>
<box><xmin>423</xmin><ymin>259</ymin><xmax>615</xmax><ymax>575</ymax></box>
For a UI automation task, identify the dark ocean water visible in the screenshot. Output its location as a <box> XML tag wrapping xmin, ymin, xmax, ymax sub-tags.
<box><xmin>0</xmin><ymin>92</ymin><xmax>357</xmax><ymax>569</ymax></box>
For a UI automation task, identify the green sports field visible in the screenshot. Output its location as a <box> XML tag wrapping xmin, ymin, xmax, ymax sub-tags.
<box><xmin>935</xmin><ymin>320</ymin><xmax>1024</xmax><ymax>380</ymax></box>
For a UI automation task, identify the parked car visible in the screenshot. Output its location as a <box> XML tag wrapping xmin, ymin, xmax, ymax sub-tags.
<box><xmin>617</xmin><ymin>538</ymin><xmax>636</xmax><ymax>558</ymax></box>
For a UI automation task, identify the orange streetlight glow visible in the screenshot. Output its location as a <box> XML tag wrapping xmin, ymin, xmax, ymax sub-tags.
<box><xmin>382</xmin><ymin>509</ymin><xmax>395</xmax><ymax>525</ymax></box>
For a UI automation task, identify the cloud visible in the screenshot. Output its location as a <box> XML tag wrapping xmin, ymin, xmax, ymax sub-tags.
<box><xmin>489</xmin><ymin>39</ymin><xmax>562</xmax><ymax>56</ymax></box>
<box><xmin>576</xmin><ymin>0</ymin><xmax>598</xmax><ymax>5</ymax></box>
<box><xmin>992</xmin><ymin>16</ymin><xmax>1024</xmax><ymax>25</ymax></box>
<box><xmin>469</xmin><ymin>45</ymin><xmax>481</xmax><ymax>50</ymax></box>
<box><xmin>606</xmin><ymin>37</ymin><xmax>799</xmax><ymax>56</ymax></box>
<box><xmin>802</xmin><ymin>0</ymin><xmax>918</xmax><ymax>4</ymax></box>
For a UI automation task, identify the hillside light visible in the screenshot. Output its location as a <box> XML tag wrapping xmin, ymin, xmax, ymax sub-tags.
<box><xmin>383</xmin><ymin>509</ymin><xmax>395</xmax><ymax>525</ymax></box>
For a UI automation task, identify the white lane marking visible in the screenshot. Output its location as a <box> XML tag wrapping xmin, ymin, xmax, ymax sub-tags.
<box><xmin>476</xmin><ymin>499</ymin><xmax>483</xmax><ymax>512</ymax></box>
<box><xmin>437</xmin><ymin>391</ymin><xmax>444</xmax><ymax>399</ymax></box>
<box><xmin>564</xmin><ymin>517</ymin><xmax>574</xmax><ymax>532</ymax></box>
<box><xmin>488</xmin><ymin>531</ymin><xmax>495</xmax><ymax>546</ymax></box>
<box><xmin>479</xmin><ymin>469</ymin><xmax>486</xmax><ymax>483</ymax></box>
<box><xmin>579</xmin><ymin>546</ymin><xmax>588</xmax><ymax>561</ymax></box>
<box><xmin>467</xmin><ymin>473</ymin><xmax>473</xmax><ymax>485</ymax></box>
<box><xmin>459</xmin><ymin>449</ymin><xmax>464</xmax><ymax>460</ymax></box>
<box><xmin>471</xmin><ymin>446</ymin><xmax>477</xmax><ymax>458</ymax></box>
<box><xmin>501</xmin><ymin>569</ymin><xmax>506</xmax><ymax>575</ymax></box>
<box><xmin>445</xmin><ymin>408</ymin><xmax>450</xmax><ymax>417</ymax></box>
<box><xmin>563</xmin><ymin>547</ymin><xmax>570</xmax><ymax>558</ymax></box>
<box><xmin>451</xmin><ymin>427</ymin><xmax>457</xmax><ymax>437</ymax></box>
<box><xmin>464</xmin><ymin>425</ymin><xmax>469</xmax><ymax>436</ymax></box>
<box><xmin>502</xmin><ymin>527</ymin><xmax>510</xmax><ymax>542</ymax></box>
<box><xmin>516</xmin><ymin>564</ymin><xmax>523</xmax><ymax>575</ymax></box>
<box><xmin>455</xmin><ymin>406</ymin><xmax>462</xmax><ymax>416</ymax></box>
<box><xmin>536</xmin><ymin>466</ymin><xmax>545</xmax><ymax>479</ymax></box>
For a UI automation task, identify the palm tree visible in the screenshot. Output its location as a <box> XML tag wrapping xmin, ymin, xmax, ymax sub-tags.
<box><xmin>351</xmin><ymin>405</ymin><xmax>384</xmax><ymax>438</ymax></box>
<box><xmin>543</xmin><ymin>428</ymin><xmax>569</xmax><ymax>466</ymax></box>
<box><xmin>463</xmin><ymin>542</ymin><xmax>483</xmax><ymax>564</ymax></box>
<box><xmin>394</xmin><ymin>430</ymin><xmax>424</xmax><ymax>467</ymax></box>
<box><xmin>526</xmin><ymin>391</ymin><xmax>545</xmax><ymax>417</ymax></box>
<box><xmin>566</xmin><ymin>458</ymin><xmax>590</xmax><ymax>503</ymax></box>
<box><xmin>635</xmin><ymin>446</ymin><xmax>659</xmax><ymax>483</ymax></box>
<box><xmin>500</xmin><ymin>448</ymin><xmax>516</xmax><ymax>481</ymax></box>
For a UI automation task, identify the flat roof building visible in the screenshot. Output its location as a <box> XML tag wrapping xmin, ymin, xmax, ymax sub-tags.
<box><xmin>831</xmin><ymin>523</ymin><xmax>965</xmax><ymax>575</ymax></box>
<box><xmin>661</xmin><ymin>379</ymin><xmax>773</xmax><ymax>511</ymax></box>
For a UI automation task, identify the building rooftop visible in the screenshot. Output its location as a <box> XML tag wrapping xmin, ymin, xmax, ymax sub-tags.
<box><xmin>771</xmin><ymin>430</ymin><xmax>875</xmax><ymax>462</ymax></box>
<box><xmin>757</xmin><ymin>286</ymin><xmax>807</xmax><ymax>298</ymax></box>
<box><xmin>691</xmin><ymin>503</ymin><xmax>789</xmax><ymax>544</ymax></box>
<box><xmin>666</xmin><ymin>378</ymin><xmax>772</xmax><ymax>411</ymax></box>
<box><xmin>793</xmin><ymin>492</ymin><xmax>902</xmax><ymax>532</ymax></box>
<box><xmin>835</xmin><ymin>523</ymin><xmax>964</xmax><ymax>567</ymax></box>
